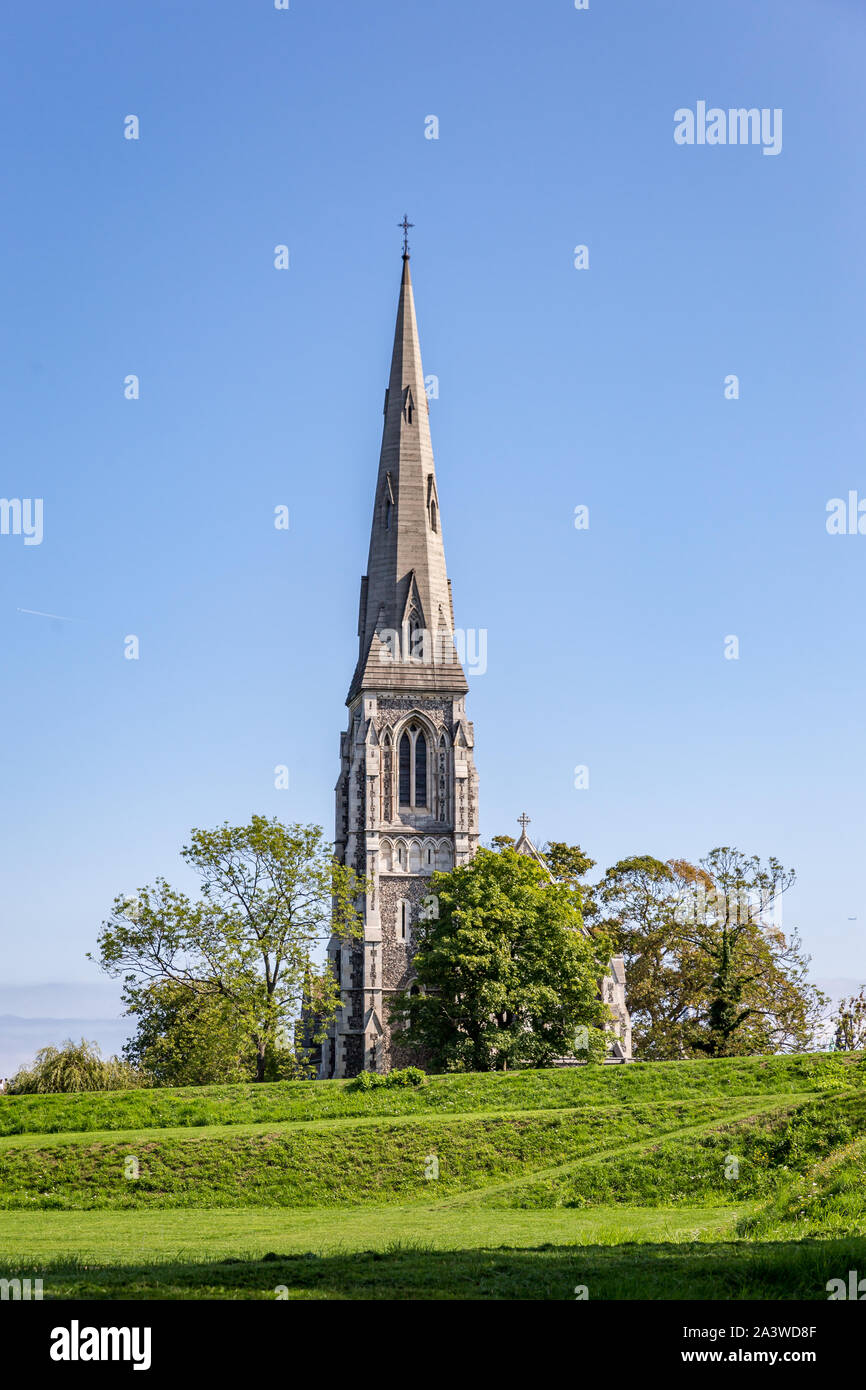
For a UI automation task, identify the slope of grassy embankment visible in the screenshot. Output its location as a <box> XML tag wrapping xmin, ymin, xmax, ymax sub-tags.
<box><xmin>0</xmin><ymin>1052</ymin><xmax>864</xmax><ymax>1299</ymax></box>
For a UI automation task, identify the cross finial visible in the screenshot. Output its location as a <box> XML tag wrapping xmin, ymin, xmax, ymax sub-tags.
<box><xmin>517</xmin><ymin>812</ymin><xmax>531</xmax><ymax>833</ymax></box>
<box><xmin>398</xmin><ymin>214</ymin><xmax>414</xmax><ymax>258</ymax></box>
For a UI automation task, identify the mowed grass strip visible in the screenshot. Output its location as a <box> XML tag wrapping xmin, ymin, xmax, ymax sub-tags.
<box><xmin>0</xmin><ymin>1097</ymin><xmax>775</xmax><ymax>1210</ymax></box>
<box><xmin>1</xmin><ymin>1052</ymin><xmax>861</xmax><ymax>1138</ymax></box>
<box><xmin>5</xmin><ymin>1236</ymin><xmax>864</xmax><ymax>1301</ymax></box>
<box><xmin>0</xmin><ymin>1202</ymin><xmax>750</xmax><ymax>1264</ymax></box>
<box><xmin>489</xmin><ymin>1092</ymin><xmax>866</xmax><ymax>1210</ymax></box>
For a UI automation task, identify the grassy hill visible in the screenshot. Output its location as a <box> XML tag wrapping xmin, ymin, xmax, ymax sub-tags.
<box><xmin>1</xmin><ymin>1052</ymin><xmax>864</xmax><ymax>1299</ymax></box>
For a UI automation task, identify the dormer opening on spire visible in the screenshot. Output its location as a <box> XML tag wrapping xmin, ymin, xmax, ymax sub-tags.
<box><xmin>402</xmin><ymin>386</ymin><xmax>415</xmax><ymax>424</ymax></box>
<box><xmin>426</xmin><ymin>474</ymin><xmax>439</xmax><ymax>532</ymax></box>
<box><xmin>382</xmin><ymin>472</ymin><xmax>395</xmax><ymax>530</ymax></box>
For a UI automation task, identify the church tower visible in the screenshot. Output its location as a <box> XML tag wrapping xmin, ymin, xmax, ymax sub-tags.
<box><xmin>321</xmin><ymin>240</ymin><xmax>479</xmax><ymax>1078</ymax></box>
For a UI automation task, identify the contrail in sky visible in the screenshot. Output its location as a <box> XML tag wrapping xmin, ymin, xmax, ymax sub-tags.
<box><xmin>16</xmin><ymin>607</ymin><xmax>76</xmax><ymax>622</ymax></box>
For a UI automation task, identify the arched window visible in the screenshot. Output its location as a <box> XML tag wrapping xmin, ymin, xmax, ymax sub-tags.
<box><xmin>381</xmin><ymin>841</ymin><xmax>393</xmax><ymax>873</ymax></box>
<box><xmin>414</xmin><ymin>731</ymin><xmax>427</xmax><ymax>805</ymax></box>
<box><xmin>408</xmin><ymin>609</ymin><xmax>425</xmax><ymax>662</ymax></box>
<box><xmin>399</xmin><ymin>733</ymin><xmax>411</xmax><ymax>805</ymax></box>
<box><xmin>398</xmin><ymin>723</ymin><xmax>429</xmax><ymax>810</ymax></box>
<box><xmin>399</xmin><ymin>900</ymin><xmax>410</xmax><ymax>941</ymax></box>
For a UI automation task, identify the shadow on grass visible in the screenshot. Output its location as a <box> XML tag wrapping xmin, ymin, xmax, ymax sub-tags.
<box><xmin>7</xmin><ymin>1237</ymin><xmax>866</xmax><ymax>1301</ymax></box>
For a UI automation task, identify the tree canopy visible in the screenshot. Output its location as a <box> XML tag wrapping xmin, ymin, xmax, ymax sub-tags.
<box><xmin>596</xmin><ymin>847</ymin><xmax>826</xmax><ymax>1057</ymax></box>
<box><xmin>91</xmin><ymin>817</ymin><xmax>363</xmax><ymax>1082</ymax></box>
<box><xmin>390</xmin><ymin>846</ymin><xmax>612</xmax><ymax>1071</ymax></box>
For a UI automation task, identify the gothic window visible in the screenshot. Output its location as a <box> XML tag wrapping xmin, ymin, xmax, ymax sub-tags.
<box><xmin>399</xmin><ymin>723</ymin><xmax>429</xmax><ymax>810</ymax></box>
<box><xmin>399</xmin><ymin>900</ymin><xmax>409</xmax><ymax>942</ymax></box>
<box><xmin>397</xmin><ymin>842</ymin><xmax>406</xmax><ymax>870</ymax></box>
<box><xmin>408</xmin><ymin>608</ymin><xmax>425</xmax><ymax>662</ymax></box>
<box><xmin>426</xmin><ymin>475</ymin><xmax>438</xmax><ymax>533</ymax></box>
<box><xmin>415</xmin><ymin>731</ymin><xmax>427</xmax><ymax>805</ymax></box>
<box><xmin>399</xmin><ymin>733</ymin><xmax>411</xmax><ymax>804</ymax></box>
<box><xmin>425</xmin><ymin>845</ymin><xmax>433</xmax><ymax>867</ymax></box>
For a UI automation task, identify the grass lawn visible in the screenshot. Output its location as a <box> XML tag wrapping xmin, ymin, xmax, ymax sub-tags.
<box><xmin>0</xmin><ymin>1201</ymin><xmax>748</xmax><ymax>1263</ymax></box>
<box><xmin>1</xmin><ymin>1053</ymin><xmax>864</xmax><ymax>1299</ymax></box>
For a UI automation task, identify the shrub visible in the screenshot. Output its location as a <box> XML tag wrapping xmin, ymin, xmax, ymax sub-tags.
<box><xmin>347</xmin><ymin>1067</ymin><xmax>427</xmax><ymax>1092</ymax></box>
<box><xmin>6</xmin><ymin>1039</ymin><xmax>146</xmax><ymax>1095</ymax></box>
<box><xmin>386</xmin><ymin>1067</ymin><xmax>427</xmax><ymax>1088</ymax></box>
<box><xmin>349</xmin><ymin>1070</ymin><xmax>388</xmax><ymax>1091</ymax></box>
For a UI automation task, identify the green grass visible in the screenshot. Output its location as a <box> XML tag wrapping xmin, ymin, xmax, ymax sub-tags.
<box><xmin>1</xmin><ymin>1052</ymin><xmax>864</xmax><ymax>1299</ymax></box>
<box><xmin>486</xmin><ymin>1092</ymin><xmax>866</xmax><ymax>1209</ymax></box>
<box><xmin>739</xmin><ymin>1134</ymin><xmax>866</xmax><ymax>1240</ymax></box>
<box><xmin>1</xmin><ymin>1051</ymin><xmax>861</xmax><ymax>1137</ymax></box>
<box><xmin>2</xmin><ymin>1236</ymin><xmax>862</xmax><ymax>1301</ymax></box>
<box><xmin>0</xmin><ymin>1096</ymin><xmax>785</xmax><ymax>1209</ymax></box>
<box><xmin>0</xmin><ymin>1202</ymin><xmax>748</xmax><ymax>1263</ymax></box>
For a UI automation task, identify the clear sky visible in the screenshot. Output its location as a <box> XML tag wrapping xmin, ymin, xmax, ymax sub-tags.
<box><xmin>1</xmin><ymin>0</ymin><xmax>865</xmax><ymax>1050</ymax></box>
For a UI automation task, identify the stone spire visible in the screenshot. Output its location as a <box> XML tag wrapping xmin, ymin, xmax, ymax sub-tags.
<box><xmin>348</xmin><ymin>253</ymin><xmax>467</xmax><ymax>701</ymax></box>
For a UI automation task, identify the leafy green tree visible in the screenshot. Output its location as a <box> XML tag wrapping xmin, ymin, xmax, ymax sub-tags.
<box><xmin>390</xmin><ymin>847</ymin><xmax>611</xmax><ymax>1071</ymax></box>
<box><xmin>7</xmin><ymin>1039</ymin><xmax>143</xmax><ymax>1094</ymax></box>
<box><xmin>543</xmin><ymin>842</ymin><xmax>598</xmax><ymax>919</ymax></box>
<box><xmin>598</xmin><ymin>847</ymin><xmax>825</xmax><ymax>1058</ymax></box>
<box><xmin>122</xmin><ymin>980</ymin><xmax>256</xmax><ymax>1086</ymax></box>
<box><xmin>91</xmin><ymin>817</ymin><xmax>363</xmax><ymax>1082</ymax></box>
<box><xmin>685</xmin><ymin>848</ymin><xmax>821</xmax><ymax>1057</ymax></box>
<box><xmin>596</xmin><ymin>855</ymin><xmax>708</xmax><ymax>1058</ymax></box>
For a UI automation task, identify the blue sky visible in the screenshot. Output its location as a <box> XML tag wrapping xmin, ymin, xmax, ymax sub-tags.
<box><xmin>1</xmin><ymin>0</ymin><xmax>865</xmax><ymax>1063</ymax></box>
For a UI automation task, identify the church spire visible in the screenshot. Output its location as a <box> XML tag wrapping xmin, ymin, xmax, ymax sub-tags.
<box><xmin>348</xmin><ymin>247</ymin><xmax>467</xmax><ymax>701</ymax></box>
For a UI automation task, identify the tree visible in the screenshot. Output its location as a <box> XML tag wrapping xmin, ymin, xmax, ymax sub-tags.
<box><xmin>122</xmin><ymin>980</ymin><xmax>257</xmax><ymax>1087</ymax></box>
<box><xmin>832</xmin><ymin>987</ymin><xmax>866</xmax><ymax>1052</ymax></box>
<box><xmin>684</xmin><ymin>848</ymin><xmax>822</xmax><ymax>1056</ymax></box>
<box><xmin>596</xmin><ymin>855</ymin><xmax>707</xmax><ymax>1058</ymax></box>
<box><xmin>543</xmin><ymin>842</ymin><xmax>598</xmax><ymax>919</ymax></box>
<box><xmin>598</xmin><ymin>846</ymin><xmax>826</xmax><ymax>1058</ymax></box>
<box><xmin>91</xmin><ymin>817</ymin><xmax>363</xmax><ymax>1082</ymax></box>
<box><xmin>7</xmin><ymin>1039</ymin><xmax>143</xmax><ymax>1094</ymax></box>
<box><xmin>390</xmin><ymin>847</ymin><xmax>612</xmax><ymax>1071</ymax></box>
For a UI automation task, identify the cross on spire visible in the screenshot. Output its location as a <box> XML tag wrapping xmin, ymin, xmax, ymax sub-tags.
<box><xmin>398</xmin><ymin>214</ymin><xmax>414</xmax><ymax>258</ymax></box>
<box><xmin>517</xmin><ymin>812</ymin><xmax>531</xmax><ymax>833</ymax></box>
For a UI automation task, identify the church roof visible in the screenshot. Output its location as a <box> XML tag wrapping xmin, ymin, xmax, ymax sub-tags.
<box><xmin>347</xmin><ymin>253</ymin><xmax>468</xmax><ymax>703</ymax></box>
<box><xmin>514</xmin><ymin>827</ymin><xmax>554</xmax><ymax>878</ymax></box>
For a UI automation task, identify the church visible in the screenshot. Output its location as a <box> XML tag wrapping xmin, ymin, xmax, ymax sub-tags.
<box><xmin>319</xmin><ymin>234</ymin><xmax>630</xmax><ymax>1078</ymax></box>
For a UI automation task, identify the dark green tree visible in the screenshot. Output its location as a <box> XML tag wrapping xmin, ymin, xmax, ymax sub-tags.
<box><xmin>391</xmin><ymin>847</ymin><xmax>611</xmax><ymax>1071</ymax></box>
